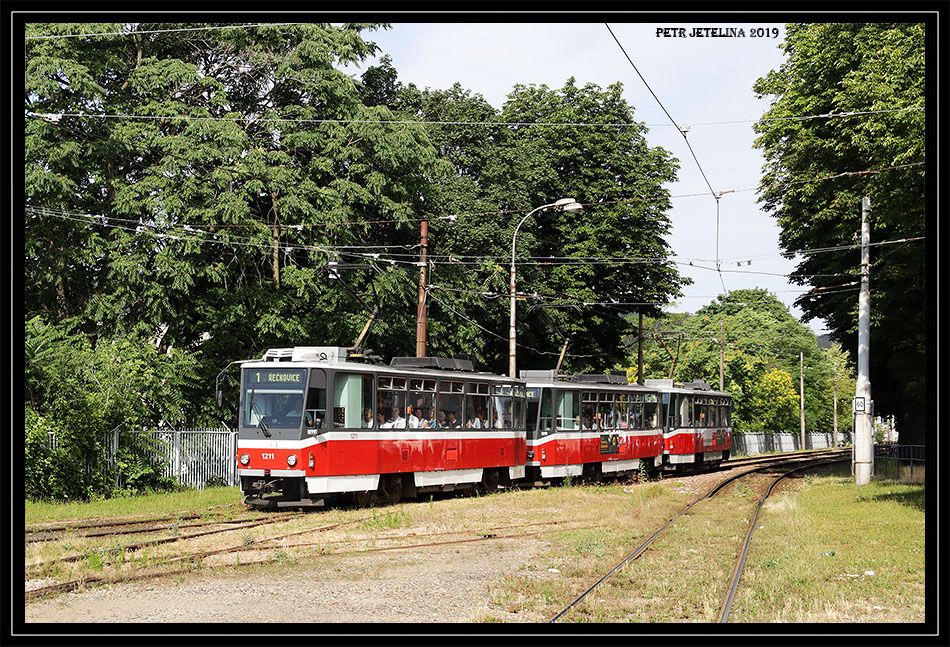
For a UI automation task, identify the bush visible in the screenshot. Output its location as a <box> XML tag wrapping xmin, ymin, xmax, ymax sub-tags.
<box><xmin>25</xmin><ymin>316</ymin><xmax>200</xmax><ymax>501</ymax></box>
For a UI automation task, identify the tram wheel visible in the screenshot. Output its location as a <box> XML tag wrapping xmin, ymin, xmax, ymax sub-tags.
<box><xmin>477</xmin><ymin>468</ymin><xmax>500</xmax><ymax>495</ymax></box>
<box><xmin>352</xmin><ymin>490</ymin><xmax>375</xmax><ymax>508</ymax></box>
<box><xmin>379</xmin><ymin>475</ymin><xmax>403</xmax><ymax>505</ymax></box>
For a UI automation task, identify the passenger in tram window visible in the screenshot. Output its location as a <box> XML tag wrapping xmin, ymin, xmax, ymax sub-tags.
<box><xmin>495</xmin><ymin>404</ymin><xmax>511</xmax><ymax>429</ymax></box>
<box><xmin>362</xmin><ymin>408</ymin><xmax>374</xmax><ymax>428</ymax></box>
<box><xmin>467</xmin><ymin>408</ymin><xmax>484</xmax><ymax>429</ymax></box>
<box><xmin>376</xmin><ymin>412</ymin><xmax>386</xmax><ymax>427</ymax></box>
<box><xmin>390</xmin><ymin>406</ymin><xmax>406</xmax><ymax>429</ymax></box>
<box><xmin>434</xmin><ymin>410</ymin><xmax>447</xmax><ymax>428</ymax></box>
<box><xmin>592</xmin><ymin>412</ymin><xmax>604</xmax><ymax>431</ymax></box>
<box><xmin>447</xmin><ymin>411</ymin><xmax>460</xmax><ymax>428</ymax></box>
<box><xmin>408</xmin><ymin>408</ymin><xmax>422</xmax><ymax>428</ymax></box>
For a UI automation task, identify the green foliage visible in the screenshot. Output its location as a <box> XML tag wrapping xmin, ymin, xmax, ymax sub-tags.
<box><xmin>630</xmin><ymin>289</ymin><xmax>855</xmax><ymax>433</ymax></box>
<box><xmin>25</xmin><ymin>316</ymin><xmax>196</xmax><ymax>499</ymax></box>
<box><xmin>752</xmin><ymin>24</ymin><xmax>924</xmax><ymax>439</ymax></box>
<box><xmin>744</xmin><ymin>369</ymin><xmax>800</xmax><ymax>433</ymax></box>
<box><xmin>388</xmin><ymin>78</ymin><xmax>686</xmax><ymax>372</ymax></box>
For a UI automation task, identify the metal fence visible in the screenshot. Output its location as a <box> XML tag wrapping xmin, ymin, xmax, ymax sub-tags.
<box><xmin>102</xmin><ymin>428</ymin><xmax>238</xmax><ymax>489</ymax></box>
<box><xmin>875</xmin><ymin>444</ymin><xmax>925</xmax><ymax>482</ymax></box>
<box><xmin>733</xmin><ymin>431</ymin><xmax>853</xmax><ymax>456</ymax></box>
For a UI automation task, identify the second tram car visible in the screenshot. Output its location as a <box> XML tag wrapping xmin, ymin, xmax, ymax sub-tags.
<box><xmin>521</xmin><ymin>370</ymin><xmax>664</xmax><ymax>481</ymax></box>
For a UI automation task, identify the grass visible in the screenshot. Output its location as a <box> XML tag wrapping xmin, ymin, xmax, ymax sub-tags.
<box><xmin>730</xmin><ymin>466</ymin><xmax>925</xmax><ymax>623</ymax></box>
<box><xmin>26</xmin><ymin>487</ymin><xmax>243</xmax><ymax>524</ymax></box>
<box><xmin>360</xmin><ymin>509</ymin><xmax>410</xmax><ymax>530</ymax></box>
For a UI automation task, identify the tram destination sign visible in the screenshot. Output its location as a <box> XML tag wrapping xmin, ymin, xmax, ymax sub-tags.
<box><xmin>247</xmin><ymin>368</ymin><xmax>306</xmax><ymax>387</ymax></box>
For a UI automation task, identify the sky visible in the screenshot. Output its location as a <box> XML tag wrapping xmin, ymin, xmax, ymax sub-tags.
<box><xmin>346</xmin><ymin>22</ymin><xmax>830</xmax><ymax>335</ymax></box>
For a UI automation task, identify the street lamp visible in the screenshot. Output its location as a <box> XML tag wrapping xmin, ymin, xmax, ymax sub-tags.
<box><xmin>509</xmin><ymin>197</ymin><xmax>583</xmax><ymax>378</ymax></box>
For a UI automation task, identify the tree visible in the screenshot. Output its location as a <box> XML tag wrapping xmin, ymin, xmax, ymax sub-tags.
<box><xmin>752</xmin><ymin>23</ymin><xmax>925</xmax><ymax>442</ymax></box>
<box><xmin>25</xmin><ymin>22</ymin><xmax>443</xmax><ymax>423</ymax></box>
<box><xmin>389</xmin><ymin>78</ymin><xmax>687</xmax><ymax>374</ymax></box>
<box><xmin>630</xmin><ymin>289</ymin><xmax>852</xmax><ymax>434</ymax></box>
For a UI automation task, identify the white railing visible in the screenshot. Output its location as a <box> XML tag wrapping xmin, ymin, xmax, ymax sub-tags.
<box><xmin>733</xmin><ymin>431</ymin><xmax>853</xmax><ymax>456</ymax></box>
<box><xmin>101</xmin><ymin>428</ymin><xmax>238</xmax><ymax>489</ymax></box>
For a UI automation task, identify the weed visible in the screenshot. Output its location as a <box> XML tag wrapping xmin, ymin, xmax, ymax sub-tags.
<box><xmin>734</xmin><ymin>482</ymin><xmax>754</xmax><ymax>498</ymax></box>
<box><xmin>273</xmin><ymin>550</ymin><xmax>296</xmax><ymax>565</ymax></box>
<box><xmin>241</xmin><ymin>532</ymin><xmax>255</xmax><ymax>547</ymax></box>
<box><xmin>563</xmin><ymin>474</ymin><xmax>574</xmax><ymax>487</ymax></box>
<box><xmin>361</xmin><ymin>510</ymin><xmax>409</xmax><ymax>530</ymax></box>
<box><xmin>85</xmin><ymin>550</ymin><xmax>103</xmax><ymax>571</ymax></box>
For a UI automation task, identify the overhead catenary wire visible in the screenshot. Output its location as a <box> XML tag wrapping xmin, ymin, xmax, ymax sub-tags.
<box><xmin>28</xmin><ymin>206</ymin><xmax>923</xmax><ymax>277</ymax></box>
<box><xmin>24</xmin><ymin>106</ymin><xmax>924</xmax><ymax>130</ymax></box>
<box><xmin>24</xmin><ymin>22</ymin><xmax>312</xmax><ymax>40</ymax></box>
<box><xmin>604</xmin><ymin>22</ymin><xmax>727</xmax><ymax>297</ymax></box>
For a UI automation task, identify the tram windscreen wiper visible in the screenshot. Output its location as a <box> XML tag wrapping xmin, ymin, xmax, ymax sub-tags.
<box><xmin>249</xmin><ymin>387</ymin><xmax>271</xmax><ymax>438</ymax></box>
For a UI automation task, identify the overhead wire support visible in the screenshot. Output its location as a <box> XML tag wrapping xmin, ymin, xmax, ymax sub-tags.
<box><xmin>604</xmin><ymin>22</ymin><xmax>727</xmax><ymax>296</ymax></box>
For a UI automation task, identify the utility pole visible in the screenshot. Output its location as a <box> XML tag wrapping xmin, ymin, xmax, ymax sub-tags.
<box><xmin>854</xmin><ymin>196</ymin><xmax>874</xmax><ymax>485</ymax></box>
<box><xmin>832</xmin><ymin>359</ymin><xmax>839</xmax><ymax>448</ymax></box>
<box><xmin>637</xmin><ymin>311</ymin><xmax>644</xmax><ymax>385</ymax></box>
<box><xmin>719</xmin><ymin>317</ymin><xmax>725</xmax><ymax>391</ymax></box>
<box><xmin>415</xmin><ymin>218</ymin><xmax>428</xmax><ymax>357</ymax></box>
<box><xmin>799</xmin><ymin>351</ymin><xmax>806</xmax><ymax>450</ymax></box>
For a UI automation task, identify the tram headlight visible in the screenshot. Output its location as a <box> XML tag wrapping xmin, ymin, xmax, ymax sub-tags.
<box><xmin>287</xmin><ymin>454</ymin><xmax>298</xmax><ymax>467</ymax></box>
<box><xmin>239</xmin><ymin>453</ymin><xmax>250</xmax><ymax>466</ymax></box>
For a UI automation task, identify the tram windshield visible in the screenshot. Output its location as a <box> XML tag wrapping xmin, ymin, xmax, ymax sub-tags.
<box><xmin>242</xmin><ymin>368</ymin><xmax>307</xmax><ymax>430</ymax></box>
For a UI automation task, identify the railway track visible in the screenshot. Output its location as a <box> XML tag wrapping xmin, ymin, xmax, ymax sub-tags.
<box><xmin>548</xmin><ymin>453</ymin><xmax>848</xmax><ymax>622</ymax></box>
<box><xmin>26</xmin><ymin>514</ymin><xmax>601</xmax><ymax>601</ymax></box>
<box><xmin>26</xmin><ymin>448</ymin><xmax>848</xmax><ymax>606</ymax></box>
<box><xmin>25</xmin><ymin>512</ymin><xmax>283</xmax><ymax>544</ymax></box>
<box><xmin>26</xmin><ymin>511</ymin><xmax>308</xmax><ymax>574</ymax></box>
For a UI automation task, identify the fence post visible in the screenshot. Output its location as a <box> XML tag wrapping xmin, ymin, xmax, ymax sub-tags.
<box><xmin>173</xmin><ymin>429</ymin><xmax>181</xmax><ymax>484</ymax></box>
<box><xmin>113</xmin><ymin>428</ymin><xmax>120</xmax><ymax>488</ymax></box>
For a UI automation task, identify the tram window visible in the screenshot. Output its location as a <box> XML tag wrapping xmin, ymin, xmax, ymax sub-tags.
<box><xmin>510</xmin><ymin>386</ymin><xmax>526</xmax><ymax>430</ymax></box>
<box><xmin>614</xmin><ymin>395</ymin><xmax>629</xmax><ymax>429</ymax></box>
<box><xmin>377</xmin><ymin>376</ymin><xmax>407</xmax><ymax>429</ymax></box>
<box><xmin>708</xmin><ymin>405</ymin><xmax>718</xmax><ymax>427</ymax></box>
<box><xmin>720</xmin><ymin>405</ymin><xmax>730</xmax><ymax>427</ymax></box>
<box><xmin>437</xmin><ymin>381</ymin><xmax>463</xmax><ymax>428</ymax></box>
<box><xmin>407</xmin><ymin>380</ymin><xmax>436</xmax><ymax>429</ymax></box>
<box><xmin>304</xmin><ymin>369</ymin><xmax>327</xmax><ymax>431</ymax></box>
<box><xmin>581</xmin><ymin>392</ymin><xmax>597</xmax><ymax>430</ymax></box>
<box><xmin>630</xmin><ymin>402</ymin><xmax>644</xmax><ymax>429</ymax></box>
<box><xmin>464</xmin><ymin>382</ymin><xmax>490</xmax><ymax>429</ymax></box>
<box><xmin>596</xmin><ymin>393</ymin><xmax>615</xmax><ymax>430</ymax></box>
<box><xmin>678</xmin><ymin>396</ymin><xmax>693</xmax><ymax>428</ymax></box>
<box><xmin>644</xmin><ymin>402</ymin><xmax>659</xmax><ymax>429</ymax></box>
<box><xmin>556</xmin><ymin>390</ymin><xmax>580</xmax><ymax>431</ymax></box>
<box><xmin>332</xmin><ymin>373</ymin><xmax>373</xmax><ymax>429</ymax></box>
<box><xmin>538</xmin><ymin>389</ymin><xmax>553</xmax><ymax>433</ymax></box>
<box><xmin>491</xmin><ymin>384</ymin><xmax>513</xmax><ymax>429</ymax></box>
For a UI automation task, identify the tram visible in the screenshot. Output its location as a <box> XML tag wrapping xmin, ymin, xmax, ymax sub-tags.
<box><xmin>232</xmin><ymin>346</ymin><xmax>732</xmax><ymax>508</ymax></box>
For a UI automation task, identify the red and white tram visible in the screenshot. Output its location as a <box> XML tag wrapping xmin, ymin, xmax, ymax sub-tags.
<box><xmin>521</xmin><ymin>371</ymin><xmax>664</xmax><ymax>481</ymax></box>
<box><xmin>646</xmin><ymin>379</ymin><xmax>734</xmax><ymax>469</ymax></box>
<box><xmin>233</xmin><ymin>347</ymin><xmax>733</xmax><ymax>507</ymax></box>
<box><xmin>236</xmin><ymin>347</ymin><xmax>527</xmax><ymax>508</ymax></box>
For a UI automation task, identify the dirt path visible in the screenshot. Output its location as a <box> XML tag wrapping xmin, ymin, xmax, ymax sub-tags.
<box><xmin>25</xmin><ymin>538</ymin><xmax>540</xmax><ymax>623</ymax></box>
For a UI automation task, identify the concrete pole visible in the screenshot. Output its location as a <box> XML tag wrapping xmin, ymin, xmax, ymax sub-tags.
<box><xmin>854</xmin><ymin>196</ymin><xmax>874</xmax><ymax>485</ymax></box>
<box><xmin>833</xmin><ymin>365</ymin><xmax>839</xmax><ymax>448</ymax></box>
<box><xmin>799</xmin><ymin>351</ymin><xmax>806</xmax><ymax>449</ymax></box>
<box><xmin>415</xmin><ymin>218</ymin><xmax>429</xmax><ymax>357</ymax></box>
